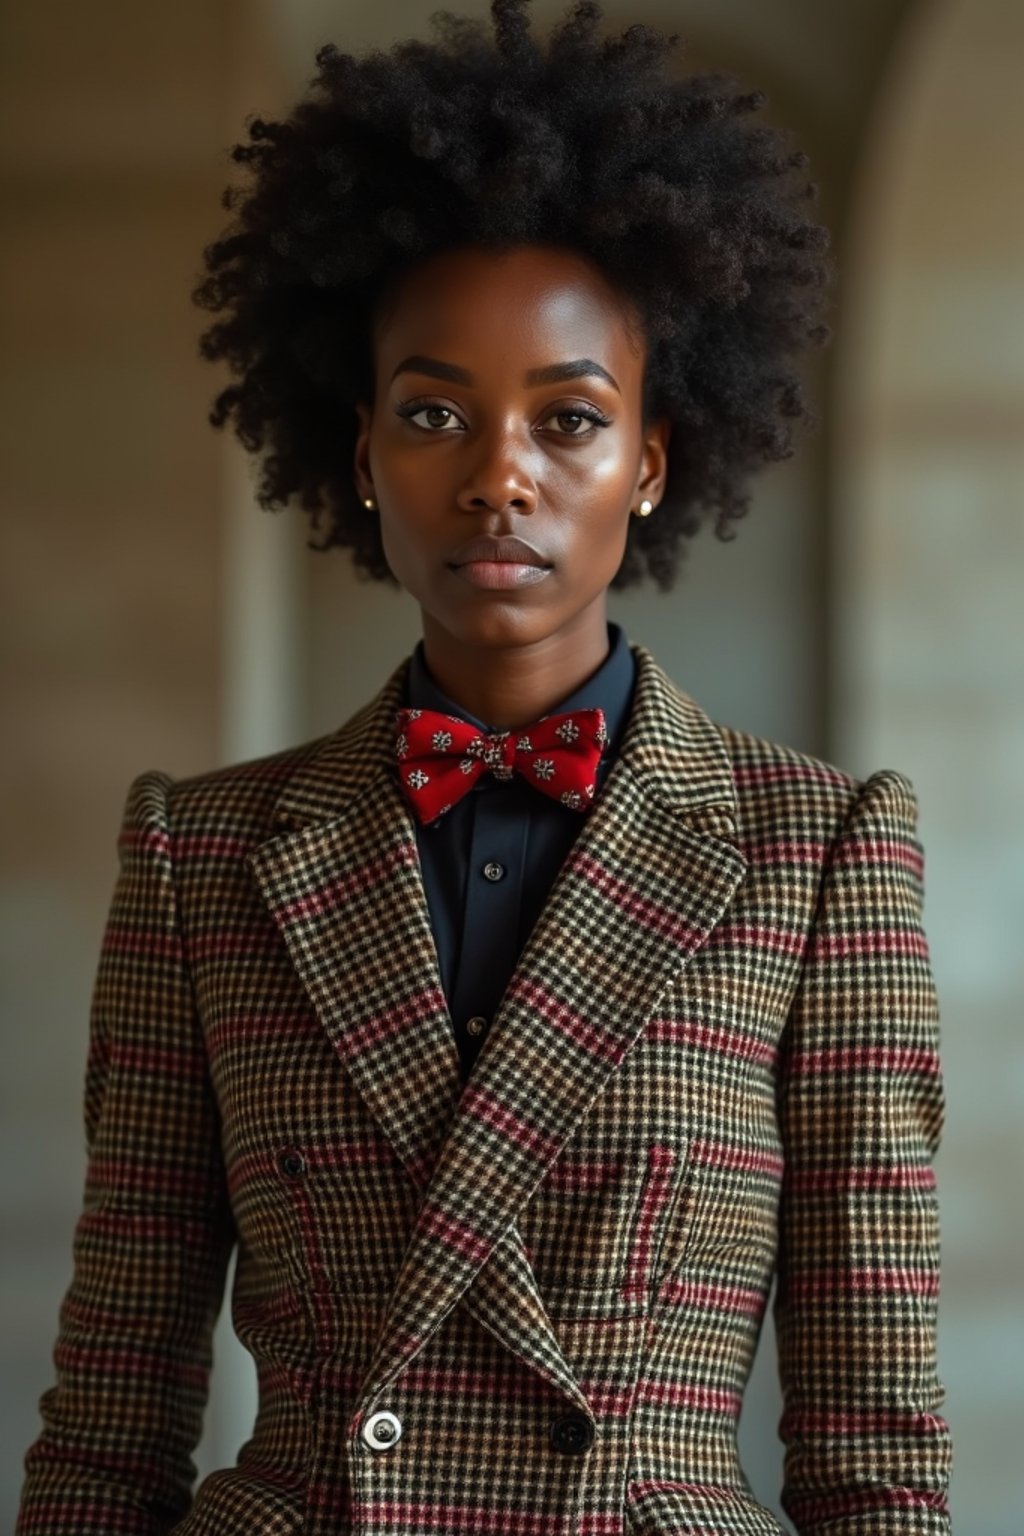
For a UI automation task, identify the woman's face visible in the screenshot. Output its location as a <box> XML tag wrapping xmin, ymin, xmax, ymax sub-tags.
<box><xmin>354</xmin><ymin>242</ymin><xmax>669</xmax><ymax>653</ymax></box>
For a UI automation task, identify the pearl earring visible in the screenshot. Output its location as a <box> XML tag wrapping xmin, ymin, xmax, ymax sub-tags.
<box><xmin>634</xmin><ymin>498</ymin><xmax>654</xmax><ymax>517</ymax></box>
<box><xmin>363</xmin><ymin>496</ymin><xmax>377</xmax><ymax>510</ymax></box>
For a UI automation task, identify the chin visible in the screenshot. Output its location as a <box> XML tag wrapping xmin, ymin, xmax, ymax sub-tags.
<box><xmin>424</xmin><ymin>601</ymin><xmax>558</xmax><ymax>648</ymax></box>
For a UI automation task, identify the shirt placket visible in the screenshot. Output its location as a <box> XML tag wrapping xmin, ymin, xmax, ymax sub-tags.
<box><xmin>448</xmin><ymin>779</ymin><xmax>530</xmax><ymax>1077</ymax></box>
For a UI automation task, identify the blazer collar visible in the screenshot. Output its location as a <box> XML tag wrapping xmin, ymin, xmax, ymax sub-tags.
<box><xmin>247</xmin><ymin>639</ymin><xmax>746</xmax><ymax>1428</ymax></box>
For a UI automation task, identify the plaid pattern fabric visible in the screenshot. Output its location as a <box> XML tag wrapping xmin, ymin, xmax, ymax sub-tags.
<box><xmin>17</xmin><ymin>640</ymin><xmax>952</xmax><ymax>1536</ymax></box>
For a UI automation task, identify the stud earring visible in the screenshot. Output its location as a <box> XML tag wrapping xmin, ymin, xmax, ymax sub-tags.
<box><xmin>633</xmin><ymin>498</ymin><xmax>654</xmax><ymax>517</ymax></box>
<box><xmin>363</xmin><ymin>496</ymin><xmax>377</xmax><ymax>510</ymax></box>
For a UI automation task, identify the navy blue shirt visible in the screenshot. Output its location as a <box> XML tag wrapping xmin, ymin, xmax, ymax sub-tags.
<box><xmin>404</xmin><ymin>620</ymin><xmax>637</xmax><ymax>1079</ymax></box>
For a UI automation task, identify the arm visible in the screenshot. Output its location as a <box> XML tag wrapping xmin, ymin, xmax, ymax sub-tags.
<box><xmin>773</xmin><ymin>769</ymin><xmax>952</xmax><ymax>1534</ymax></box>
<box><xmin>17</xmin><ymin>771</ymin><xmax>235</xmax><ymax>1535</ymax></box>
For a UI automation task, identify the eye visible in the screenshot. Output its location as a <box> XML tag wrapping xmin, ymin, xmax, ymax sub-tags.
<box><xmin>394</xmin><ymin>400</ymin><xmax>465</xmax><ymax>433</ymax></box>
<box><xmin>542</xmin><ymin>403</ymin><xmax>613</xmax><ymax>437</ymax></box>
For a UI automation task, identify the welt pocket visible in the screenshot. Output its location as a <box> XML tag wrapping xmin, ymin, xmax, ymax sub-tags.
<box><xmin>518</xmin><ymin>1141</ymin><xmax>690</xmax><ymax>1300</ymax></box>
<box><xmin>657</xmin><ymin>1144</ymin><xmax>782</xmax><ymax>1290</ymax></box>
<box><xmin>627</xmin><ymin>1476</ymin><xmax>790</xmax><ymax>1536</ymax></box>
<box><xmin>269</xmin><ymin>1139</ymin><xmax>419</xmax><ymax>1296</ymax></box>
<box><xmin>619</xmin><ymin>1142</ymin><xmax>692</xmax><ymax>1305</ymax></box>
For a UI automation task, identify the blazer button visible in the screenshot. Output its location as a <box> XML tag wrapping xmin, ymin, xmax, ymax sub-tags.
<box><xmin>277</xmin><ymin>1149</ymin><xmax>306</xmax><ymax>1178</ymax></box>
<box><xmin>550</xmin><ymin>1412</ymin><xmax>595</xmax><ymax>1455</ymax></box>
<box><xmin>362</xmin><ymin>1409</ymin><xmax>403</xmax><ymax>1451</ymax></box>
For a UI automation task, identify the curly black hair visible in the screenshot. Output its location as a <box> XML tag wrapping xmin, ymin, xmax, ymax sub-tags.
<box><xmin>191</xmin><ymin>0</ymin><xmax>832</xmax><ymax>592</ymax></box>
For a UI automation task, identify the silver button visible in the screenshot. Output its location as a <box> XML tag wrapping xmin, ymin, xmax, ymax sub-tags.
<box><xmin>466</xmin><ymin>1015</ymin><xmax>488</xmax><ymax>1037</ymax></box>
<box><xmin>482</xmin><ymin>861</ymin><xmax>505</xmax><ymax>881</ymax></box>
<box><xmin>362</xmin><ymin>1409</ymin><xmax>403</xmax><ymax>1451</ymax></box>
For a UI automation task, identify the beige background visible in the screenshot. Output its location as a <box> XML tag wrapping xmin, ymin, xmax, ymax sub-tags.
<box><xmin>2</xmin><ymin>1</ymin><xmax>1020</xmax><ymax>1530</ymax></box>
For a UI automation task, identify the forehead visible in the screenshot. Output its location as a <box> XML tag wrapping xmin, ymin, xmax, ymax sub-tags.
<box><xmin>372</xmin><ymin>244</ymin><xmax>645</xmax><ymax>372</ymax></box>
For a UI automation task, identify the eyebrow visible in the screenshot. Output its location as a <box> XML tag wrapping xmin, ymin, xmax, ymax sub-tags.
<box><xmin>390</xmin><ymin>354</ymin><xmax>621</xmax><ymax>396</ymax></box>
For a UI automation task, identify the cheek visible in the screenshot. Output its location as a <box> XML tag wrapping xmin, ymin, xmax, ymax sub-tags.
<box><xmin>372</xmin><ymin>436</ymin><xmax>427</xmax><ymax>500</ymax></box>
<box><xmin>549</xmin><ymin>430</ymin><xmax>634</xmax><ymax>498</ymax></box>
<box><xmin>563</xmin><ymin>503</ymin><xmax>633</xmax><ymax>580</ymax></box>
<box><xmin>375</xmin><ymin>508</ymin><xmax>428</xmax><ymax>588</ymax></box>
<box><xmin>592</xmin><ymin>434</ymin><xmax>638</xmax><ymax>489</ymax></box>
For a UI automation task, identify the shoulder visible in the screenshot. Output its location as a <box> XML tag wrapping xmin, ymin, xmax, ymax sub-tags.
<box><xmin>117</xmin><ymin>728</ymin><xmax>343</xmax><ymax>852</ymax></box>
<box><xmin>715</xmin><ymin>720</ymin><xmax>920</xmax><ymax>848</ymax></box>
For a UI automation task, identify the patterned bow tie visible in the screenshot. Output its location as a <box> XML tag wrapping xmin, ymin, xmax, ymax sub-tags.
<box><xmin>394</xmin><ymin>705</ymin><xmax>609</xmax><ymax>825</ymax></box>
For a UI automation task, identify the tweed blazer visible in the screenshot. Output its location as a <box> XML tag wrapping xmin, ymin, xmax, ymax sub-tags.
<box><xmin>18</xmin><ymin>639</ymin><xmax>952</xmax><ymax>1536</ymax></box>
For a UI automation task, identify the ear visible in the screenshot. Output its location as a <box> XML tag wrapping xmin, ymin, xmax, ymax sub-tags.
<box><xmin>353</xmin><ymin>400</ymin><xmax>374</xmax><ymax>502</ymax></box>
<box><xmin>635</xmin><ymin>415</ymin><xmax>672</xmax><ymax>507</ymax></box>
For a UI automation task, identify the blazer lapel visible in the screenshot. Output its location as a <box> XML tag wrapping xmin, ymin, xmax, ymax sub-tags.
<box><xmin>247</xmin><ymin>640</ymin><xmax>748</xmax><ymax>1422</ymax></box>
<box><xmin>246</xmin><ymin>664</ymin><xmax>463</xmax><ymax>1196</ymax></box>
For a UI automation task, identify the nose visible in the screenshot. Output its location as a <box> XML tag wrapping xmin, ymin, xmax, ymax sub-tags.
<box><xmin>455</xmin><ymin>419</ymin><xmax>539</xmax><ymax>516</ymax></box>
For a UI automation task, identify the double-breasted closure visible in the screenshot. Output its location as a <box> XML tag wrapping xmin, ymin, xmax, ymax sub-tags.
<box><xmin>18</xmin><ymin>640</ymin><xmax>952</xmax><ymax>1536</ymax></box>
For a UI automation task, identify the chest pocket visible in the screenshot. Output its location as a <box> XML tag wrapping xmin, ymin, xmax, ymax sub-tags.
<box><xmin>269</xmin><ymin>1135</ymin><xmax>422</xmax><ymax>1298</ymax></box>
<box><xmin>518</xmin><ymin>1141</ymin><xmax>691</xmax><ymax>1305</ymax></box>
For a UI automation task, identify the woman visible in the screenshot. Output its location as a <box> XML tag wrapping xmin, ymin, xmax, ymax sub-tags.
<box><xmin>17</xmin><ymin>3</ymin><xmax>952</xmax><ymax>1533</ymax></box>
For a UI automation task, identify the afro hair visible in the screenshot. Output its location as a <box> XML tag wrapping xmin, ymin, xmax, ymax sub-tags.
<box><xmin>191</xmin><ymin>0</ymin><xmax>833</xmax><ymax>592</ymax></box>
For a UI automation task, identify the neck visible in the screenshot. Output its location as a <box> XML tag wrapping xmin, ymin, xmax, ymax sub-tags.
<box><xmin>419</xmin><ymin>603</ymin><xmax>611</xmax><ymax>730</ymax></box>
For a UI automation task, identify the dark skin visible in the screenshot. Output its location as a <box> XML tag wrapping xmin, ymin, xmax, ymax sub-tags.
<box><xmin>354</xmin><ymin>243</ymin><xmax>671</xmax><ymax>729</ymax></box>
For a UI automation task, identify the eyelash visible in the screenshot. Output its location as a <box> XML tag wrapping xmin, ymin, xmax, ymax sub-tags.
<box><xmin>393</xmin><ymin>398</ymin><xmax>613</xmax><ymax>437</ymax></box>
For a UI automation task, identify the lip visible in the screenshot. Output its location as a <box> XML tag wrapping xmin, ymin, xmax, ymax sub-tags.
<box><xmin>448</xmin><ymin>534</ymin><xmax>552</xmax><ymax>569</ymax></box>
<box><xmin>452</xmin><ymin>560</ymin><xmax>553</xmax><ymax>590</ymax></box>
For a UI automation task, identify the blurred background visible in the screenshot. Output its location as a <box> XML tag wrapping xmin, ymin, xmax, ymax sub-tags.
<box><xmin>1</xmin><ymin>0</ymin><xmax>1021</xmax><ymax>1529</ymax></box>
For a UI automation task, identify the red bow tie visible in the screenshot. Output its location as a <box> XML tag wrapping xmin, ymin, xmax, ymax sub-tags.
<box><xmin>394</xmin><ymin>705</ymin><xmax>609</xmax><ymax>825</ymax></box>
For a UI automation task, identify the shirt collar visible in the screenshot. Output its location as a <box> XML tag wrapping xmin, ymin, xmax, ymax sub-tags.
<box><xmin>405</xmin><ymin>620</ymin><xmax>636</xmax><ymax>763</ymax></box>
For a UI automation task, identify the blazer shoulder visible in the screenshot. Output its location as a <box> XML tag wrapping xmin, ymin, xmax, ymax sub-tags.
<box><xmin>122</xmin><ymin>729</ymin><xmax>341</xmax><ymax>848</ymax></box>
<box><xmin>715</xmin><ymin>721</ymin><xmax>917</xmax><ymax>844</ymax></box>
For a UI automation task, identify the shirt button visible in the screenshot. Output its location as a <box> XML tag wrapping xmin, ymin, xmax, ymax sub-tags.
<box><xmin>482</xmin><ymin>860</ymin><xmax>505</xmax><ymax>881</ymax></box>
<box><xmin>362</xmin><ymin>1409</ymin><xmax>403</xmax><ymax>1451</ymax></box>
<box><xmin>466</xmin><ymin>1015</ymin><xmax>488</xmax><ymax>1037</ymax></box>
<box><xmin>549</xmin><ymin>1412</ymin><xmax>595</xmax><ymax>1455</ymax></box>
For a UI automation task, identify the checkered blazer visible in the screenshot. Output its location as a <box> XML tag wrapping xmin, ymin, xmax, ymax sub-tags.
<box><xmin>18</xmin><ymin>639</ymin><xmax>952</xmax><ymax>1536</ymax></box>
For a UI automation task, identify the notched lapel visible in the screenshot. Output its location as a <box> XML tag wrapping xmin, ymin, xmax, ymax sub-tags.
<box><xmin>246</xmin><ymin>768</ymin><xmax>463</xmax><ymax>1192</ymax></box>
<box><xmin>246</xmin><ymin>654</ymin><xmax>466</xmax><ymax>1192</ymax></box>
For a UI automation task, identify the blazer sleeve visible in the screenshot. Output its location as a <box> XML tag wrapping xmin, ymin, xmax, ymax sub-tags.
<box><xmin>17</xmin><ymin>770</ymin><xmax>236</xmax><ymax>1536</ymax></box>
<box><xmin>772</xmin><ymin>768</ymin><xmax>953</xmax><ymax>1534</ymax></box>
